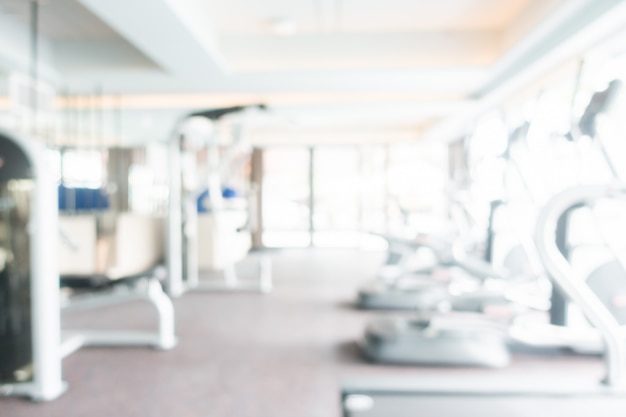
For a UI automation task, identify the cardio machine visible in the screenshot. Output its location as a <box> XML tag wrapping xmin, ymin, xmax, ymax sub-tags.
<box><xmin>357</xmin><ymin>122</ymin><xmax>544</xmax><ymax>314</ymax></box>
<box><xmin>358</xmin><ymin>203</ymin><xmax>532</xmax><ymax>312</ymax></box>
<box><xmin>358</xmin><ymin>80</ymin><xmax>624</xmax><ymax>368</ymax></box>
<box><xmin>343</xmin><ymin>183</ymin><xmax>626</xmax><ymax>417</ymax></box>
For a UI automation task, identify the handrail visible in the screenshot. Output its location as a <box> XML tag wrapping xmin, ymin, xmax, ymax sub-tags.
<box><xmin>534</xmin><ymin>183</ymin><xmax>626</xmax><ymax>388</ymax></box>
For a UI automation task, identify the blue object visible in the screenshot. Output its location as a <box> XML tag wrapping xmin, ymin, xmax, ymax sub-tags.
<box><xmin>196</xmin><ymin>187</ymin><xmax>240</xmax><ymax>213</ymax></box>
<box><xmin>222</xmin><ymin>187</ymin><xmax>238</xmax><ymax>199</ymax></box>
<box><xmin>58</xmin><ymin>185</ymin><xmax>110</xmax><ymax>211</ymax></box>
<box><xmin>197</xmin><ymin>189</ymin><xmax>210</xmax><ymax>213</ymax></box>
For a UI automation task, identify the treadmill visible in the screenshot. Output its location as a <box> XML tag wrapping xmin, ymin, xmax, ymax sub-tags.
<box><xmin>343</xmin><ymin>183</ymin><xmax>626</xmax><ymax>417</ymax></box>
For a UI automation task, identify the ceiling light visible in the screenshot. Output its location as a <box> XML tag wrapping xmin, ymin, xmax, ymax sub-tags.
<box><xmin>269</xmin><ymin>17</ymin><xmax>297</xmax><ymax>36</ymax></box>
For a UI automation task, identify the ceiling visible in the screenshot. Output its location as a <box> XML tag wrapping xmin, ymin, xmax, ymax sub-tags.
<box><xmin>199</xmin><ymin>0</ymin><xmax>533</xmax><ymax>34</ymax></box>
<box><xmin>0</xmin><ymin>0</ymin><xmax>625</xmax><ymax>145</ymax></box>
<box><xmin>0</xmin><ymin>0</ymin><xmax>117</xmax><ymax>39</ymax></box>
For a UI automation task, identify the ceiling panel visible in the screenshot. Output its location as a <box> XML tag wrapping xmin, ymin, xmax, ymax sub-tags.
<box><xmin>340</xmin><ymin>0</ymin><xmax>533</xmax><ymax>32</ymax></box>
<box><xmin>189</xmin><ymin>0</ymin><xmax>320</xmax><ymax>35</ymax></box>
<box><xmin>221</xmin><ymin>32</ymin><xmax>500</xmax><ymax>71</ymax></box>
<box><xmin>0</xmin><ymin>0</ymin><xmax>118</xmax><ymax>39</ymax></box>
<box><xmin>196</xmin><ymin>0</ymin><xmax>534</xmax><ymax>35</ymax></box>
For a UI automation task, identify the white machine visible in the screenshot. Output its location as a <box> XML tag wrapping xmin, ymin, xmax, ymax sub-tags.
<box><xmin>343</xmin><ymin>183</ymin><xmax>626</xmax><ymax>417</ymax></box>
<box><xmin>167</xmin><ymin>105</ymin><xmax>272</xmax><ymax>297</ymax></box>
<box><xmin>0</xmin><ymin>129</ymin><xmax>176</xmax><ymax>402</ymax></box>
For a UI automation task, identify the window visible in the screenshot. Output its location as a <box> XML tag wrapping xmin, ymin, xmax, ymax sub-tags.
<box><xmin>262</xmin><ymin>147</ymin><xmax>311</xmax><ymax>247</ymax></box>
<box><xmin>261</xmin><ymin>143</ymin><xmax>448</xmax><ymax>249</ymax></box>
<box><xmin>61</xmin><ymin>150</ymin><xmax>105</xmax><ymax>188</ymax></box>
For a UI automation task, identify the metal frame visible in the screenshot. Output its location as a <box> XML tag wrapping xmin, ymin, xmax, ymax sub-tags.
<box><xmin>0</xmin><ymin>129</ymin><xmax>64</xmax><ymax>401</ymax></box>
<box><xmin>0</xmin><ymin>129</ymin><xmax>177</xmax><ymax>402</ymax></box>
<box><xmin>535</xmin><ymin>184</ymin><xmax>626</xmax><ymax>387</ymax></box>
<box><xmin>61</xmin><ymin>277</ymin><xmax>177</xmax><ymax>355</ymax></box>
<box><xmin>166</xmin><ymin>125</ymin><xmax>186</xmax><ymax>297</ymax></box>
<box><xmin>166</xmin><ymin>110</ymin><xmax>272</xmax><ymax>297</ymax></box>
<box><xmin>342</xmin><ymin>184</ymin><xmax>626</xmax><ymax>416</ymax></box>
<box><xmin>357</xmin><ymin>231</ymin><xmax>511</xmax><ymax>311</ymax></box>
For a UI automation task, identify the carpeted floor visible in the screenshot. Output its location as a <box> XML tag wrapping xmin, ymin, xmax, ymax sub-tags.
<box><xmin>0</xmin><ymin>249</ymin><xmax>609</xmax><ymax>417</ymax></box>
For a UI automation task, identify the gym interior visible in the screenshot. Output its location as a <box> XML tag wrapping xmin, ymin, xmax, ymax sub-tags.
<box><xmin>2</xmin><ymin>1</ymin><xmax>626</xmax><ymax>416</ymax></box>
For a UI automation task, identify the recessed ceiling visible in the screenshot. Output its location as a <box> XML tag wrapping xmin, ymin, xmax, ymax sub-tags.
<box><xmin>0</xmin><ymin>0</ymin><xmax>620</xmax><ymax>145</ymax></box>
<box><xmin>220</xmin><ymin>31</ymin><xmax>501</xmax><ymax>72</ymax></box>
<box><xmin>196</xmin><ymin>0</ymin><xmax>533</xmax><ymax>35</ymax></box>
<box><xmin>173</xmin><ymin>0</ymin><xmax>550</xmax><ymax>73</ymax></box>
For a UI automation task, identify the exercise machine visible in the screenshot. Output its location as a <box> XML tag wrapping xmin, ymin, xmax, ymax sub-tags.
<box><xmin>358</xmin><ymin>207</ymin><xmax>526</xmax><ymax>312</ymax></box>
<box><xmin>0</xmin><ymin>129</ymin><xmax>63</xmax><ymax>400</ymax></box>
<box><xmin>0</xmin><ymin>130</ymin><xmax>175</xmax><ymax>402</ymax></box>
<box><xmin>357</xmin><ymin>119</ymin><xmax>543</xmax><ymax>313</ymax></box>
<box><xmin>167</xmin><ymin>105</ymin><xmax>272</xmax><ymax>297</ymax></box>
<box><xmin>358</xmin><ymin>78</ymin><xmax>624</xmax><ymax>367</ymax></box>
<box><xmin>343</xmin><ymin>183</ymin><xmax>626</xmax><ymax>417</ymax></box>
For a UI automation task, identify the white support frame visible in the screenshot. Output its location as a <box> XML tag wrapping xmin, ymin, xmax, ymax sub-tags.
<box><xmin>0</xmin><ymin>129</ymin><xmax>65</xmax><ymax>401</ymax></box>
<box><xmin>167</xmin><ymin>123</ymin><xmax>185</xmax><ymax>297</ymax></box>
<box><xmin>534</xmin><ymin>184</ymin><xmax>626</xmax><ymax>388</ymax></box>
<box><xmin>166</xmin><ymin>116</ymin><xmax>272</xmax><ymax>297</ymax></box>
<box><xmin>0</xmin><ymin>129</ymin><xmax>178</xmax><ymax>402</ymax></box>
<box><xmin>61</xmin><ymin>277</ymin><xmax>177</xmax><ymax>352</ymax></box>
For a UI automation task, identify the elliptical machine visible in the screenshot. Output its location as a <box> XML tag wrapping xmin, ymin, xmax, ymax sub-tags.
<box><xmin>357</xmin><ymin>116</ymin><xmax>545</xmax><ymax>315</ymax></box>
<box><xmin>358</xmin><ymin>80</ymin><xmax>625</xmax><ymax>368</ymax></box>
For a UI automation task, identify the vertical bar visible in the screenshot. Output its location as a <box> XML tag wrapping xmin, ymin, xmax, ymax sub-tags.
<box><xmin>551</xmin><ymin>206</ymin><xmax>581</xmax><ymax>326</ymax></box>
<box><xmin>384</xmin><ymin>145</ymin><xmax>390</xmax><ymax>233</ymax></box>
<box><xmin>74</xmin><ymin>94</ymin><xmax>79</xmax><ymax>148</ymax></box>
<box><xmin>484</xmin><ymin>200</ymin><xmax>503</xmax><ymax>263</ymax></box>
<box><xmin>447</xmin><ymin>141</ymin><xmax>456</xmax><ymax>222</ymax></box>
<box><xmin>309</xmin><ymin>146</ymin><xmax>314</xmax><ymax>246</ymax></box>
<box><xmin>167</xmin><ymin>132</ymin><xmax>184</xmax><ymax>297</ymax></box>
<box><xmin>90</xmin><ymin>90</ymin><xmax>97</xmax><ymax>210</ymax></box>
<box><xmin>30</xmin><ymin>1</ymin><xmax>39</xmax><ymax>135</ymax></box>
<box><xmin>206</xmin><ymin>133</ymin><xmax>223</xmax><ymax>210</ymax></box>
<box><xmin>97</xmin><ymin>85</ymin><xmax>103</xmax><ymax>149</ymax></box>
<box><xmin>29</xmin><ymin>1</ymin><xmax>39</xmax><ymax>135</ymax></box>
<box><xmin>116</xmin><ymin>95</ymin><xmax>122</xmax><ymax>143</ymax></box>
<box><xmin>250</xmin><ymin>147</ymin><xmax>264</xmax><ymax>249</ymax></box>
<box><xmin>32</xmin><ymin>137</ymin><xmax>64</xmax><ymax>400</ymax></box>
<box><xmin>357</xmin><ymin>146</ymin><xmax>364</xmax><ymax>236</ymax></box>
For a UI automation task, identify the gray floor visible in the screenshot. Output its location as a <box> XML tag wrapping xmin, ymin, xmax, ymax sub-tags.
<box><xmin>0</xmin><ymin>249</ymin><xmax>611</xmax><ymax>417</ymax></box>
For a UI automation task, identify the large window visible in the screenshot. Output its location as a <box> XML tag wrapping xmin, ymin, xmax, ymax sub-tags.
<box><xmin>262</xmin><ymin>147</ymin><xmax>311</xmax><ymax>247</ymax></box>
<box><xmin>128</xmin><ymin>145</ymin><xmax>169</xmax><ymax>215</ymax></box>
<box><xmin>60</xmin><ymin>150</ymin><xmax>106</xmax><ymax>188</ymax></box>
<box><xmin>386</xmin><ymin>143</ymin><xmax>448</xmax><ymax>237</ymax></box>
<box><xmin>360</xmin><ymin>146</ymin><xmax>387</xmax><ymax>234</ymax></box>
<box><xmin>261</xmin><ymin>143</ymin><xmax>448</xmax><ymax>248</ymax></box>
<box><xmin>312</xmin><ymin>147</ymin><xmax>360</xmax><ymax>247</ymax></box>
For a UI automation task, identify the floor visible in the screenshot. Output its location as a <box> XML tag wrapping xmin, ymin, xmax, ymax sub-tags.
<box><xmin>0</xmin><ymin>249</ymin><xmax>610</xmax><ymax>417</ymax></box>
